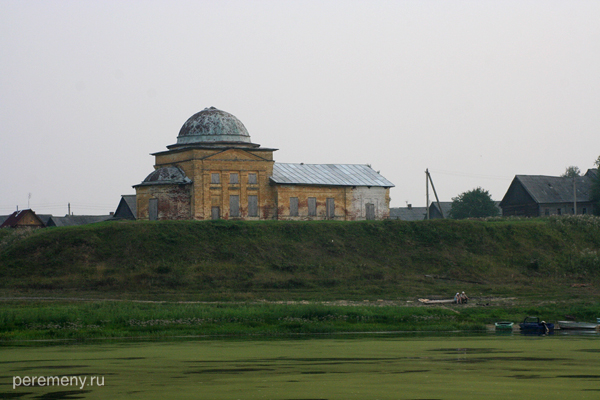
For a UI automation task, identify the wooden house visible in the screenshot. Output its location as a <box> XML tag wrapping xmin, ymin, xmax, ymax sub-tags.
<box><xmin>500</xmin><ymin>169</ymin><xmax>598</xmax><ymax>217</ymax></box>
<box><xmin>0</xmin><ymin>209</ymin><xmax>46</xmax><ymax>228</ymax></box>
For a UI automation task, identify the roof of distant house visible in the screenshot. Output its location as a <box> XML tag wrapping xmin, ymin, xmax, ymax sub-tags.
<box><xmin>512</xmin><ymin>174</ymin><xmax>593</xmax><ymax>204</ymax></box>
<box><xmin>389</xmin><ymin>206</ymin><xmax>427</xmax><ymax>221</ymax></box>
<box><xmin>112</xmin><ymin>194</ymin><xmax>137</xmax><ymax>220</ymax></box>
<box><xmin>0</xmin><ymin>209</ymin><xmax>46</xmax><ymax>228</ymax></box>
<box><xmin>46</xmin><ymin>215</ymin><xmax>112</xmax><ymax>227</ymax></box>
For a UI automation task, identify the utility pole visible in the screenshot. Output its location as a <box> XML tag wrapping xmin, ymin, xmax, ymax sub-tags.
<box><xmin>425</xmin><ymin>169</ymin><xmax>444</xmax><ymax>219</ymax></box>
<box><xmin>573</xmin><ymin>176</ymin><xmax>577</xmax><ymax>215</ymax></box>
<box><xmin>426</xmin><ymin>169</ymin><xmax>430</xmax><ymax>219</ymax></box>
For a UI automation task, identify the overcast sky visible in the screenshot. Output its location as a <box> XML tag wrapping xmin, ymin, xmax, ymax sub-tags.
<box><xmin>2</xmin><ymin>0</ymin><xmax>600</xmax><ymax>216</ymax></box>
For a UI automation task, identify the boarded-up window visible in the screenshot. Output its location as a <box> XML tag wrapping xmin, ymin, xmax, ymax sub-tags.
<box><xmin>248</xmin><ymin>195</ymin><xmax>258</xmax><ymax>217</ymax></box>
<box><xmin>290</xmin><ymin>197</ymin><xmax>299</xmax><ymax>216</ymax></box>
<box><xmin>326</xmin><ymin>198</ymin><xmax>335</xmax><ymax>219</ymax></box>
<box><xmin>230</xmin><ymin>173</ymin><xmax>239</xmax><ymax>184</ymax></box>
<box><xmin>366</xmin><ymin>203</ymin><xmax>375</xmax><ymax>220</ymax></box>
<box><xmin>211</xmin><ymin>173</ymin><xmax>220</xmax><ymax>184</ymax></box>
<box><xmin>149</xmin><ymin>198</ymin><xmax>158</xmax><ymax>221</ymax></box>
<box><xmin>230</xmin><ymin>195</ymin><xmax>240</xmax><ymax>217</ymax></box>
<box><xmin>308</xmin><ymin>197</ymin><xmax>317</xmax><ymax>217</ymax></box>
<box><xmin>211</xmin><ymin>206</ymin><xmax>220</xmax><ymax>220</ymax></box>
<box><xmin>248</xmin><ymin>173</ymin><xmax>257</xmax><ymax>184</ymax></box>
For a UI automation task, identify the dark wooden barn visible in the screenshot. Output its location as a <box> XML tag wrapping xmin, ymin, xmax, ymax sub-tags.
<box><xmin>500</xmin><ymin>169</ymin><xmax>598</xmax><ymax>217</ymax></box>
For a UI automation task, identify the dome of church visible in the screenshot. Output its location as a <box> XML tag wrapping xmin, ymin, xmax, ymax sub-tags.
<box><xmin>176</xmin><ymin>107</ymin><xmax>251</xmax><ymax>145</ymax></box>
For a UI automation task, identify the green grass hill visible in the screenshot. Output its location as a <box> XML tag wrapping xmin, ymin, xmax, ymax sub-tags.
<box><xmin>1</xmin><ymin>216</ymin><xmax>600</xmax><ymax>301</ymax></box>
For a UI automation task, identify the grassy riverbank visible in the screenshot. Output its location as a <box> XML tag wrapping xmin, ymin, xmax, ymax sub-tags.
<box><xmin>2</xmin><ymin>299</ymin><xmax>600</xmax><ymax>341</ymax></box>
<box><xmin>1</xmin><ymin>216</ymin><xmax>600</xmax><ymax>341</ymax></box>
<box><xmin>2</xmin><ymin>216</ymin><xmax>600</xmax><ymax>301</ymax></box>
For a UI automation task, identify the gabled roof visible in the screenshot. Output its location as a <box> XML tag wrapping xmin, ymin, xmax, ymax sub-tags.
<box><xmin>0</xmin><ymin>209</ymin><xmax>46</xmax><ymax>228</ymax></box>
<box><xmin>46</xmin><ymin>215</ymin><xmax>112</xmax><ymax>227</ymax></box>
<box><xmin>586</xmin><ymin>168</ymin><xmax>599</xmax><ymax>179</ymax></box>
<box><xmin>428</xmin><ymin>201</ymin><xmax>453</xmax><ymax>219</ymax></box>
<box><xmin>511</xmin><ymin>174</ymin><xmax>593</xmax><ymax>204</ymax></box>
<box><xmin>37</xmin><ymin>214</ymin><xmax>53</xmax><ymax>225</ymax></box>
<box><xmin>113</xmin><ymin>195</ymin><xmax>136</xmax><ymax>220</ymax></box>
<box><xmin>389</xmin><ymin>207</ymin><xmax>427</xmax><ymax>221</ymax></box>
<box><xmin>270</xmin><ymin>163</ymin><xmax>394</xmax><ymax>188</ymax></box>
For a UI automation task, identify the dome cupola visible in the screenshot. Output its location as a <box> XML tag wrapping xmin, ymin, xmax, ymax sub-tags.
<box><xmin>175</xmin><ymin>107</ymin><xmax>251</xmax><ymax>145</ymax></box>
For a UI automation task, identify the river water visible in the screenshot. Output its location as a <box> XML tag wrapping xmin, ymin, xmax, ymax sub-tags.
<box><xmin>2</xmin><ymin>332</ymin><xmax>599</xmax><ymax>400</ymax></box>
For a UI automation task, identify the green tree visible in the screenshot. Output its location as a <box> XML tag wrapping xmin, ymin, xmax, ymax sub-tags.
<box><xmin>561</xmin><ymin>166</ymin><xmax>581</xmax><ymax>178</ymax></box>
<box><xmin>449</xmin><ymin>187</ymin><xmax>500</xmax><ymax>219</ymax></box>
<box><xmin>591</xmin><ymin>156</ymin><xmax>600</xmax><ymax>215</ymax></box>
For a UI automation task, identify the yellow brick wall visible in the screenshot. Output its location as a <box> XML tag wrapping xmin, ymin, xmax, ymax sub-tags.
<box><xmin>275</xmin><ymin>185</ymin><xmax>348</xmax><ymax>220</ymax></box>
<box><xmin>139</xmin><ymin>147</ymin><xmax>277</xmax><ymax>220</ymax></box>
<box><xmin>137</xmin><ymin>147</ymin><xmax>391</xmax><ymax>221</ymax></box>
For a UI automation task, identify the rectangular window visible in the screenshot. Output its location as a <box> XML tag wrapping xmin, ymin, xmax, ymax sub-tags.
<box><xmin>544</xmin><ymin>208</ymin><xmax>550</xmax><ymax>216</ymax></box>
<box><xmin>211</xmin><ymin>206</ymin><xmax>220</xmax><ymax>220</ymax></box>
<box><xmin>149</xmin><ymin>198</ymin><xmax>158</xmax><ymax>221</ymax></box>
<box><xmin>308</xmin><ymin>197</ymin><xmax>317</xmax><ymax>217</ymax></box>
<box><xmin>290</xmin><ymin>197</ymin><xmax>299</xmax><ymax>216</ymax></box>
<box><xmin>557</xmin><ymin>208</ymin><xmax>562</xmax><ymax>215</ymax></box>
<box><xmin>211</xmin><ymin>173</ymin><xmax>220</xmax><ymax>184</ymax></box>
<box><xmin>326</xmin><ymin>198</ymin><xmax>335</xmax><ymax>219</ymax></box>
<box><xmin>230</xmin><ymin>195</ymin><xmax>240</xmax><ymax>217</ymax></box>
<box><xmin>583</xmin><ymin>207</ymin><xmax>587</xmax><ymax>215</ymax></box>
<box><xmin>230</xmin><ymin>173</ymin><xmax>239</xmax><ymax>184</ymax></box>
<box><xmin>248</xmin><ymin>195</ymin><xmax>258</xmax><ymax>217</ymax></box>
<box><xmin>248</xmin><ymin>173</ymin><xmax>257</xmax><ymax>184</ymax></box>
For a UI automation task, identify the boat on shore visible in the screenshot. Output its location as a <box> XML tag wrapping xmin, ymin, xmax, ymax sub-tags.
<box><xmin>519</xmin><ymin>316</ymin><xmax>554</xmax><ymax>334</ymax></box>
<box><xmin>418</xmin><ymin>298</ymin><xmax>456</xmax><ymax>304</ymax></box>
<box><xmin>557</xmin><ymin>321</ymin><xmax>598</xmax><ymax>330</ymax></box>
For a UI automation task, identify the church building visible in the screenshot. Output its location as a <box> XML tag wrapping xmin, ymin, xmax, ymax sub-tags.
<box><xmin>134</xmin><ymin>107</ymin><xmax>394</xmax><ymax>221</ymax></box>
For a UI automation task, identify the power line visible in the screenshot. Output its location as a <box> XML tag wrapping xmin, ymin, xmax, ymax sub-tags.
<box><xmin>428</xmin><ymin>169</ymin><xmax>512</xmax><ymax>181</ymax></box>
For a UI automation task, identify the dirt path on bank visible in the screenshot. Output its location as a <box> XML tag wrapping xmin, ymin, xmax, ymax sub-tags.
<box><xmin>0</xmin><ymin>296</ymin><xmax>519</xmax><ymax>307</ymax></box>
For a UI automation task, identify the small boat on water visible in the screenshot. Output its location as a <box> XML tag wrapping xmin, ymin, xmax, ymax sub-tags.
<box><xmin>557</xmin><ymin>321</ymin><xmax>598</xmax><ymax>330</ymax></box>
<box><xmin>495</xmin><ymin>321</ymin><xmax>514</xmax><ymax>331</ymax></box>
<box><xmin>519</xmin><ymin>316</ymin><xmax>554</xmax><ymax>334</ymax></box>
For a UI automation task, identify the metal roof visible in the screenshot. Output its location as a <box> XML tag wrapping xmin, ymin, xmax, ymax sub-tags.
<box><xmin>271</xmin><ymin>163</ymin><xmax>394</xmax><ymax>187</ymax></box>
<box><xmin>134</xmin><ymin>166</ymin><xmax>192</xmax><ymax>188</ymax></box>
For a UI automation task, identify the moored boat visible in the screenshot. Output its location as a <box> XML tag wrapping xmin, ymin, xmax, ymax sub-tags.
<box><xmin>495</xmin><ymin>321</ymin><xmax>514</xmax><ymax>331</ymax></box>
<box><xmin>557</xmin><ymin>321</ymin><xmax>598</xmax><ymax>330</ymax></box>
<box><xmin>519</xmin><ymin>316</ymin><xmax>554</xmax><ymax>334</ymax></box>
